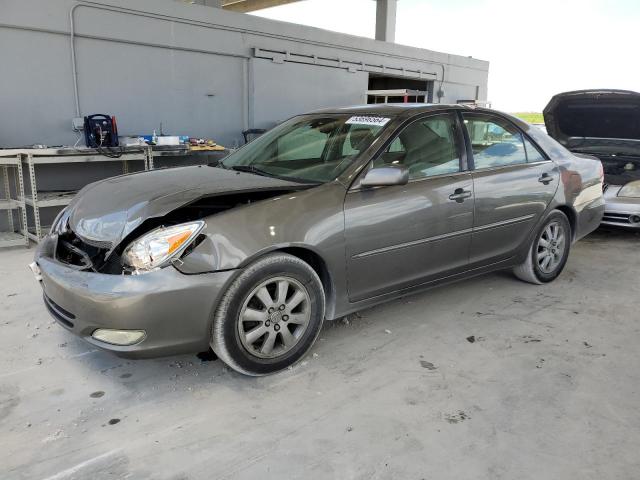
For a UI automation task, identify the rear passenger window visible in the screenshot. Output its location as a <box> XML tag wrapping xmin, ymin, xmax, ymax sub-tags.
<box><xmin>372</xmin><ymin>115</ymin><xmax>461</xmax><ymax>180</ymax></box>
<box><xmin>463</xmin><ymin>114</ymin><xmax>527</xmax><ymax>169</ymax></box>
<box><xmin>523</xmin><ymin>137</ymin><xmax>546</xmax><ymax>162</ymax></box>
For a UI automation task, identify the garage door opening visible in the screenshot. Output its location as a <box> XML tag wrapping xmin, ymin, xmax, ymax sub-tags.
<box><xmin>367</xmin><ymin>75</ymin><xmax>434</xmax><ymax>104</ymax></box>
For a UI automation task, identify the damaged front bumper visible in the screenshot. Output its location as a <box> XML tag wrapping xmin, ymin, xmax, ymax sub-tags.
<box><xmin>33</xmin><ymin>234</ymin><xmax>236</xmax><ymax>357</ymax></box>
<box><xmin>602</xmin><ymin>186</ymin><xmax>640</xmax><ymax>229</ymax></box>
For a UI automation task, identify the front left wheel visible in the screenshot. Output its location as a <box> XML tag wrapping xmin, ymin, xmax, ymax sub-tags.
<box><xmin>211</xmin><ymin>253</ymin><xmax>325</xmax><ymax>376</ymax></box>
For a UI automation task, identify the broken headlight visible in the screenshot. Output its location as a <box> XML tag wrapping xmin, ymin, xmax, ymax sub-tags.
<box><xmin>122</xmin><ymin>221</ymin><xmax>204</xmax><ymax>273</ymax></box>
<box><xmin>50</xmin><ymin>207</ymin><xmax>71</xmax><ymax>234</ymax></box>
<box><xmin>618</xmin><ymin>180</ymin><xmax>640</xmax><ymax>198</ymax></box>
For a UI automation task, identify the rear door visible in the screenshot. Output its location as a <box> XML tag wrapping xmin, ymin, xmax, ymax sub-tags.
<box><xmin>344</xmin><ymin>112</ymin><xmax>474</xmax><ymax>302</ymax></box>
<box><xmin>460</xmin><ymin>112</ymin><xmax>559</xmax><ymax>266</ymax></box>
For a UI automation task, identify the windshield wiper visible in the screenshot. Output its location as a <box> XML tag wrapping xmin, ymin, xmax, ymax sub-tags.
<box><xmin>229</xmin><ymin>165</ymin><xmax>273</xmax><ymax>177</ymax></box>
<box><xmin>228</xmin><ymin>165</ymin><xmax>321</xmax><ymax>185</ymax></box>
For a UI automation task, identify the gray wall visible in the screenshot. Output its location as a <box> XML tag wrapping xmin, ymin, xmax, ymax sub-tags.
<box><xmin>0</xmin><ymin>0</ymin><xmax>489</xmax><ymax>234</ymax></box>
<box><xmin>252</xmin><ymin>60</ymin><xmax>369</xmax><ymax>127</ymax></box>
<box><xmin>0</xmin><ymin>0</ymin><xmax>489</xmax><ymax>148</ymax></box>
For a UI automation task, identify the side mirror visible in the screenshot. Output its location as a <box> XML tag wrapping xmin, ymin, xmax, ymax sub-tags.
<box><xmin>360</xmin><ymin>166</ymin><xmax>409</xmax><ymax>188</ymax></box>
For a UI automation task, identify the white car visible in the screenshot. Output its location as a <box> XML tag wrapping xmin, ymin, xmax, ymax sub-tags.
<box><xmin>544</xmin><ymin>89</ymin><xmax>640</xmax><ymax>229</ymax></box>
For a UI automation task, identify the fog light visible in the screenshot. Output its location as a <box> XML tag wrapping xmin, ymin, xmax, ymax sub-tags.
<box><xmin>92</xmin><ymin>329</ymin><xmax>146</xmax><ymax>346</ymax></box>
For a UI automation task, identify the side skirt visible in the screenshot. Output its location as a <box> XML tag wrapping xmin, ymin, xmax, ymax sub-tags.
<box><xmin>328</xmin><ymin>256</ymin><xmax>516</xmax><ymax>320</ymax></box>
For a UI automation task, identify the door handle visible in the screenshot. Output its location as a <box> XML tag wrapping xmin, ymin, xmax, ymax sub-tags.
<box><xmin>538</xmin><ymin>173</ymin><xmax>554</xmax><ymax>184</ymax></box>
<box><xmin>449</xmin><ymin>188</ymin><xmax>472</xmax><ymax>202</ymax></box>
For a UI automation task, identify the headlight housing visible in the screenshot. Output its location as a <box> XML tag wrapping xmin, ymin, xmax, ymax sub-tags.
<box><xmin>122</xmin><ymin>221</ymin><xmax>205</xmax><ymax>273</ymax></box>
<box><xmin>618</xmin><ymin>180</ymin><xmax>640</xmax><ymax>198</ymax></box>
<box><xmin>50</xmin><ymin>207</ymin><xmax>71</xmax><ymax>234</ymax></box>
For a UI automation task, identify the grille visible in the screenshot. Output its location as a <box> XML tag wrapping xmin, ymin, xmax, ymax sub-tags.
<box><xmin>56</xmin><ymin>230</ymin><xmax>109</xmax><ymax>270</ymax></box>
<box><xmin>75</xmin><ymin>234</ymin><xmax>113</xmax><ymax>250</ymax></box>
<box><xmin>603</xmin><ymin>212</ymin><xmax>632</xmax><ymax>224</ymax></box>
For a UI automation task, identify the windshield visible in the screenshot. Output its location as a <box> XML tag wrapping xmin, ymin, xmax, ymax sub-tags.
<box><xmin>220</xmin><ymin>114</ymin><xmax>391</xmax><ymax>183</ymax></box>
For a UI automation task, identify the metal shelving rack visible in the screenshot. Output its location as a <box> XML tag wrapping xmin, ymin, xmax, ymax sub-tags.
<box><xmin>16</xmin><ymin>147</ymin><xmax>151</xmax><ymax>242</ymax></box>
<box><xmin>0</xmin><ymin>153</ymin><xmax>29</xmax><ymax>247</ymax></box>
<box><xmin>0</xmin><ymin>144</ymin><xmax>227</xmax><ymax>245</ymax></box>
<box><xmin>366</xmin><ymin>88</ymin><xmax>429</xmax><ymax>103</ymax></box>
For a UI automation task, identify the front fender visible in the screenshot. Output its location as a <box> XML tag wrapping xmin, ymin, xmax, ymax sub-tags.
<box><xmin>173</xmin><ymin>181</ymin><xmax>347</xmax><ymax>275</ymax></box>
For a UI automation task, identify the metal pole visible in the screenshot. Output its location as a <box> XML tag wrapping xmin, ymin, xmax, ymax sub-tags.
<box><xmin>147</xmin><ymin>146</ymin><xmax>154</xmax><ymax>170</ymax></box>
<box><xmin>2</xmin><ymin>166</ymin><xmax>14</xmax><ymax>233</ymax></box>
<box><xmin>375</xmin><ymin>0</ymin><xmax>397</xmax><ymax>43</ymax></box>
<box><xmin>27</xmin><ymin>154</ymin><xmax>42</xmax><ymax>241</ymax></box>
<box><xmin>16</xmin><ymin>155</ymin><xmax>29</xmax><ymax>246</ymax></box>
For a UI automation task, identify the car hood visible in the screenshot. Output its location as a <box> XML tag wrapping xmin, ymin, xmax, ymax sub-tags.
<box><xmin>66</xmin><ymin>166</ymin><xmax>304</xmax><ymax>248</ymax></box>
<box><xmin>543</xmin><ymin>89</ymin><xmax>640</xmax><ymax>153</ymax></box>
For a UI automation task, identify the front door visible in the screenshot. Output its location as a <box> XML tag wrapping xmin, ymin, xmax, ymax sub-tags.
<box><xmin>460</xmin><ymin>112</ymin><xmax>559</xmax><ymax>266</ymax></box>
<box><xmin>344</xmin><ymin>112</ymin><xmax>474</xmax><ymax>302</ymax></box>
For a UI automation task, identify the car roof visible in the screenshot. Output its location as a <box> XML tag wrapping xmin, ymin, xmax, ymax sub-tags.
<box><xmin>309</xmin><ymin>103</ymin><xmax>457</xmax><ymax>117</ymax></box>
<box><xmin>307</xmin><ymin>103</ymin><xmax>531</xmax><ymax>130</ymax></box>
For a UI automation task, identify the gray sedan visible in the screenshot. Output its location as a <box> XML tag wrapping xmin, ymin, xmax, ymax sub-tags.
<box><xmin>32</xmin><ymin>105</ymin><xmax>605</xmax><ymax>375</ymax></box>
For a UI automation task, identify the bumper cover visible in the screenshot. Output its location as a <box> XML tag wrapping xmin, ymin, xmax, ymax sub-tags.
<box><xmin>34</xmin><ymin>236</ymin><xmax>236</xmax><ymax>357</ymax></box>
<box><xmin>602</xmin><ymin>187</ymin><xmax>640</xmax><ymax>229</ymax></box>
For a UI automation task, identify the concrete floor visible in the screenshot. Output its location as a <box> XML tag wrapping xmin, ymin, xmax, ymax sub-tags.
<box><xmin>1</xmin><ymin>228</ymin><xmax>639</xmax><ymax>480</ymax></box>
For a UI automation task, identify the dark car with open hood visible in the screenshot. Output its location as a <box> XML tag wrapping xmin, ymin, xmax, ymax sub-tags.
<box><xmin>544</xmin><ymin>89</ymin><xmax>640</xmax><ymax>229</ymax></box>
<box><xmin>31</xmin><ymin>104</ymin><xmax>605</xmax><ymax>375</ymax></box>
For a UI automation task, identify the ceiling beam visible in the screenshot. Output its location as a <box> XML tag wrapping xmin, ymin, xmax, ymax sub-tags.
<box><xmin>221</xmin><ymin>0</ymin><xmax>303</xmax><ymax>13</ymax></box>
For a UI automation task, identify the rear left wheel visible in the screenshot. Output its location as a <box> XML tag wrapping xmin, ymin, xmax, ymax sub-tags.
<box><xmin>211</xmin><ymin>253</ymin><xmax>325</xmax><ymax>376</ymax></box>
<box><xmin>513</xmin><ymin>210</ymin><xmax>571</xmax><ymax>284</ymax></box>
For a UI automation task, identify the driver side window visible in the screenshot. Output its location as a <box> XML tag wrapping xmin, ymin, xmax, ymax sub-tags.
<box><xmin>372</xmin><ymin>115</ymin><xmax>461</xmax><ymax>180</ymax></box>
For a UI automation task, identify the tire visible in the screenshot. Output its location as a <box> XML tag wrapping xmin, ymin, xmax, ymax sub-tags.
<box><xmin>513</xmin><ymin>210</ymin><xmax>572</xmax><ymax>285</ymax></box>
<box><xmin>211</xmin><ymin>253</ymin><xmax>325</xmax><ymax>376</ymax></box>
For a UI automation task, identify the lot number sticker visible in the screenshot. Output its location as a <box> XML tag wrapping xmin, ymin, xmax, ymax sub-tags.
<box><xmin>346</xmin><ymin>116</ymin><xmax>391</xmax><ymax>127</ymax></box>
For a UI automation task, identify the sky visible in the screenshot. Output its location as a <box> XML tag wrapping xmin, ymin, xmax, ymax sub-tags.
<box><xmin>252</xmin><ymin>0</ymin><xmax>640</xmax><ymax>112</ymax></box>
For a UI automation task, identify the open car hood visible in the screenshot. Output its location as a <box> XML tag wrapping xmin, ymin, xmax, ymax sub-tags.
<box><xmin>66</xmin><ymin>166</ymin><xmax>304</xmax><ymax>248</ymax></box>
<box><xmin>543</xmin><ymin>89</ymin><xmax>640</xmax><ymax>153</ymax></box>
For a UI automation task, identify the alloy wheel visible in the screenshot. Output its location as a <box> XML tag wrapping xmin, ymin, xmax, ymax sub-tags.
<box><xmin>237</xmin><ymin>276</ymin><xmax>311</xmax><ymax>359</ymax></box>
<box><xmin>536</xmin><ymin>220</ymin><xmax>566</xmax><ymax>274</ymax></box>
